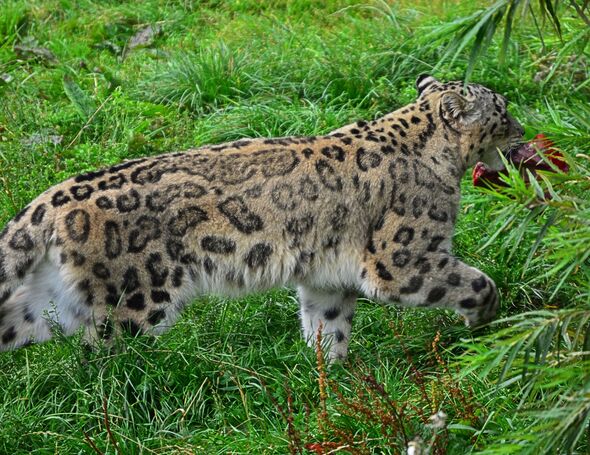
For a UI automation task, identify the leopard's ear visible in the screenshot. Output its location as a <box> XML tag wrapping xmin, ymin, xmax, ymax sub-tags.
<box><xmin>416</xmin><ymin>74</ymin><xmax>438</xmax><ymax>95</ymax></box>
<box><xmin>440</xmin><ymin>91</ymin><xmax>480</xmax><ymax>125</ymax></box>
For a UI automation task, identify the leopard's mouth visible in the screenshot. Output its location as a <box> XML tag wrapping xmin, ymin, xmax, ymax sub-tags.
<box><xmin>497</xmin><ymin>141</ymin><xmax>527</xmax><ymax>169</ymax></box>
<box><xmin>505</xmin><ymin>140</ymin><xmax>542</xmax><ymax>166</ymax></box>
<box><xmin>472</xmin><ymin>141</ymin><xmax>523</xmax><ymax>178</ymax></box>
<box><xmin>473</xmin><ymin>135</ymin><xmax>568</xmax><ymax>187</ymax></box>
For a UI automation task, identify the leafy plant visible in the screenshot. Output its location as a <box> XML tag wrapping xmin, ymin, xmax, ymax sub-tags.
<box><xmin>426</xmin><ymin>0</ymin><xmax>590</xmax><ymax>81</ymax></box>
<box><xmin>269</xmin><ymin>326</ymin><xmax>485</xmax><ymax>454</ymax></box>
<box><xmin>458</xmin><ymin>66</ymin><xmax>590</xmax><ymax>455</ymax></box>
<box><xmin>459</xmin><ymin>307</ymin><xmax>590</xmax><ymax>454</ymax></box>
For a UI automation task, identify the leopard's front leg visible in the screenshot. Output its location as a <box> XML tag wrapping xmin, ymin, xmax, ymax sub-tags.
<box><xmin>362</xmin><ymin>248</ymin><xmax>499</xmax><ymax>328</ymax></box>
<box><xmin>297</xmin><ymin>286</ymin><xmax>357</xmax><ymax>362</ymax></box>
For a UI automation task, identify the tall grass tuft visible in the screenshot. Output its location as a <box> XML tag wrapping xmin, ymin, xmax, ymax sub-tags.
<box><xmin>140</xmin><ymin>43</ymin><xmax>258</xmax><ymax>114</ymax></box>
<box><xmin>0</xmin><ymin>1</ymin><xmax>28</xmax><ymax>47</ymax></box>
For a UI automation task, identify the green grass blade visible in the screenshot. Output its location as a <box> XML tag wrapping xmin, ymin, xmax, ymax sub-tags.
<box><xmin>63</xmin><ymin>75</ymin><xmax>96</xmax><ymax>121</ymax></box>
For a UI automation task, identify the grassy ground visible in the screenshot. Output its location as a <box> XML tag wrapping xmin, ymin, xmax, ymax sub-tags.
<box><xmin>0</xmin><ymin>0</ymin><xmax>588</xmax><ymax>453</ymax></box>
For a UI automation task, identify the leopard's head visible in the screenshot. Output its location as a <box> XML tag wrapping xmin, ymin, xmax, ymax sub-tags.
<box><xmin>416</xmin><ymin>74</ymin><xmax>524</xmax><ymax>171</ymax></box>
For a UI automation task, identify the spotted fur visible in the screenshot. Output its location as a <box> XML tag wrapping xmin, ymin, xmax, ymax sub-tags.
<box><xmin>0</xmin><ymin>75</ymin><xmax>523</xmax><ymax>361</ymax></box>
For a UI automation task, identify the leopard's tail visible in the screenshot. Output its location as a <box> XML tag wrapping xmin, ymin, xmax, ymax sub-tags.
<box><xmin>0</xmin><ymin>204</ymin><xmax>67</xmax><ymax>350</ymax></box>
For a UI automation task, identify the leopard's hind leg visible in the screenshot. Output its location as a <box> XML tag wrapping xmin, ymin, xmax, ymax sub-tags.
<box><xmin>298</xmin><ymin>286</ymin><xmax>357</xmax><ymax>362</ymax></box>
<box><xmin>0</xmin><ymin>248</ymin><xmax>90</xmax><ymax>350</ymax></box>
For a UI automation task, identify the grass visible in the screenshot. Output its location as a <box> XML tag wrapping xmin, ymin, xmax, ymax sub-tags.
<box><xmin>0</xmin><ymin>0</ymin><xmax>589</xmax><ymax>453</ymax></box>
